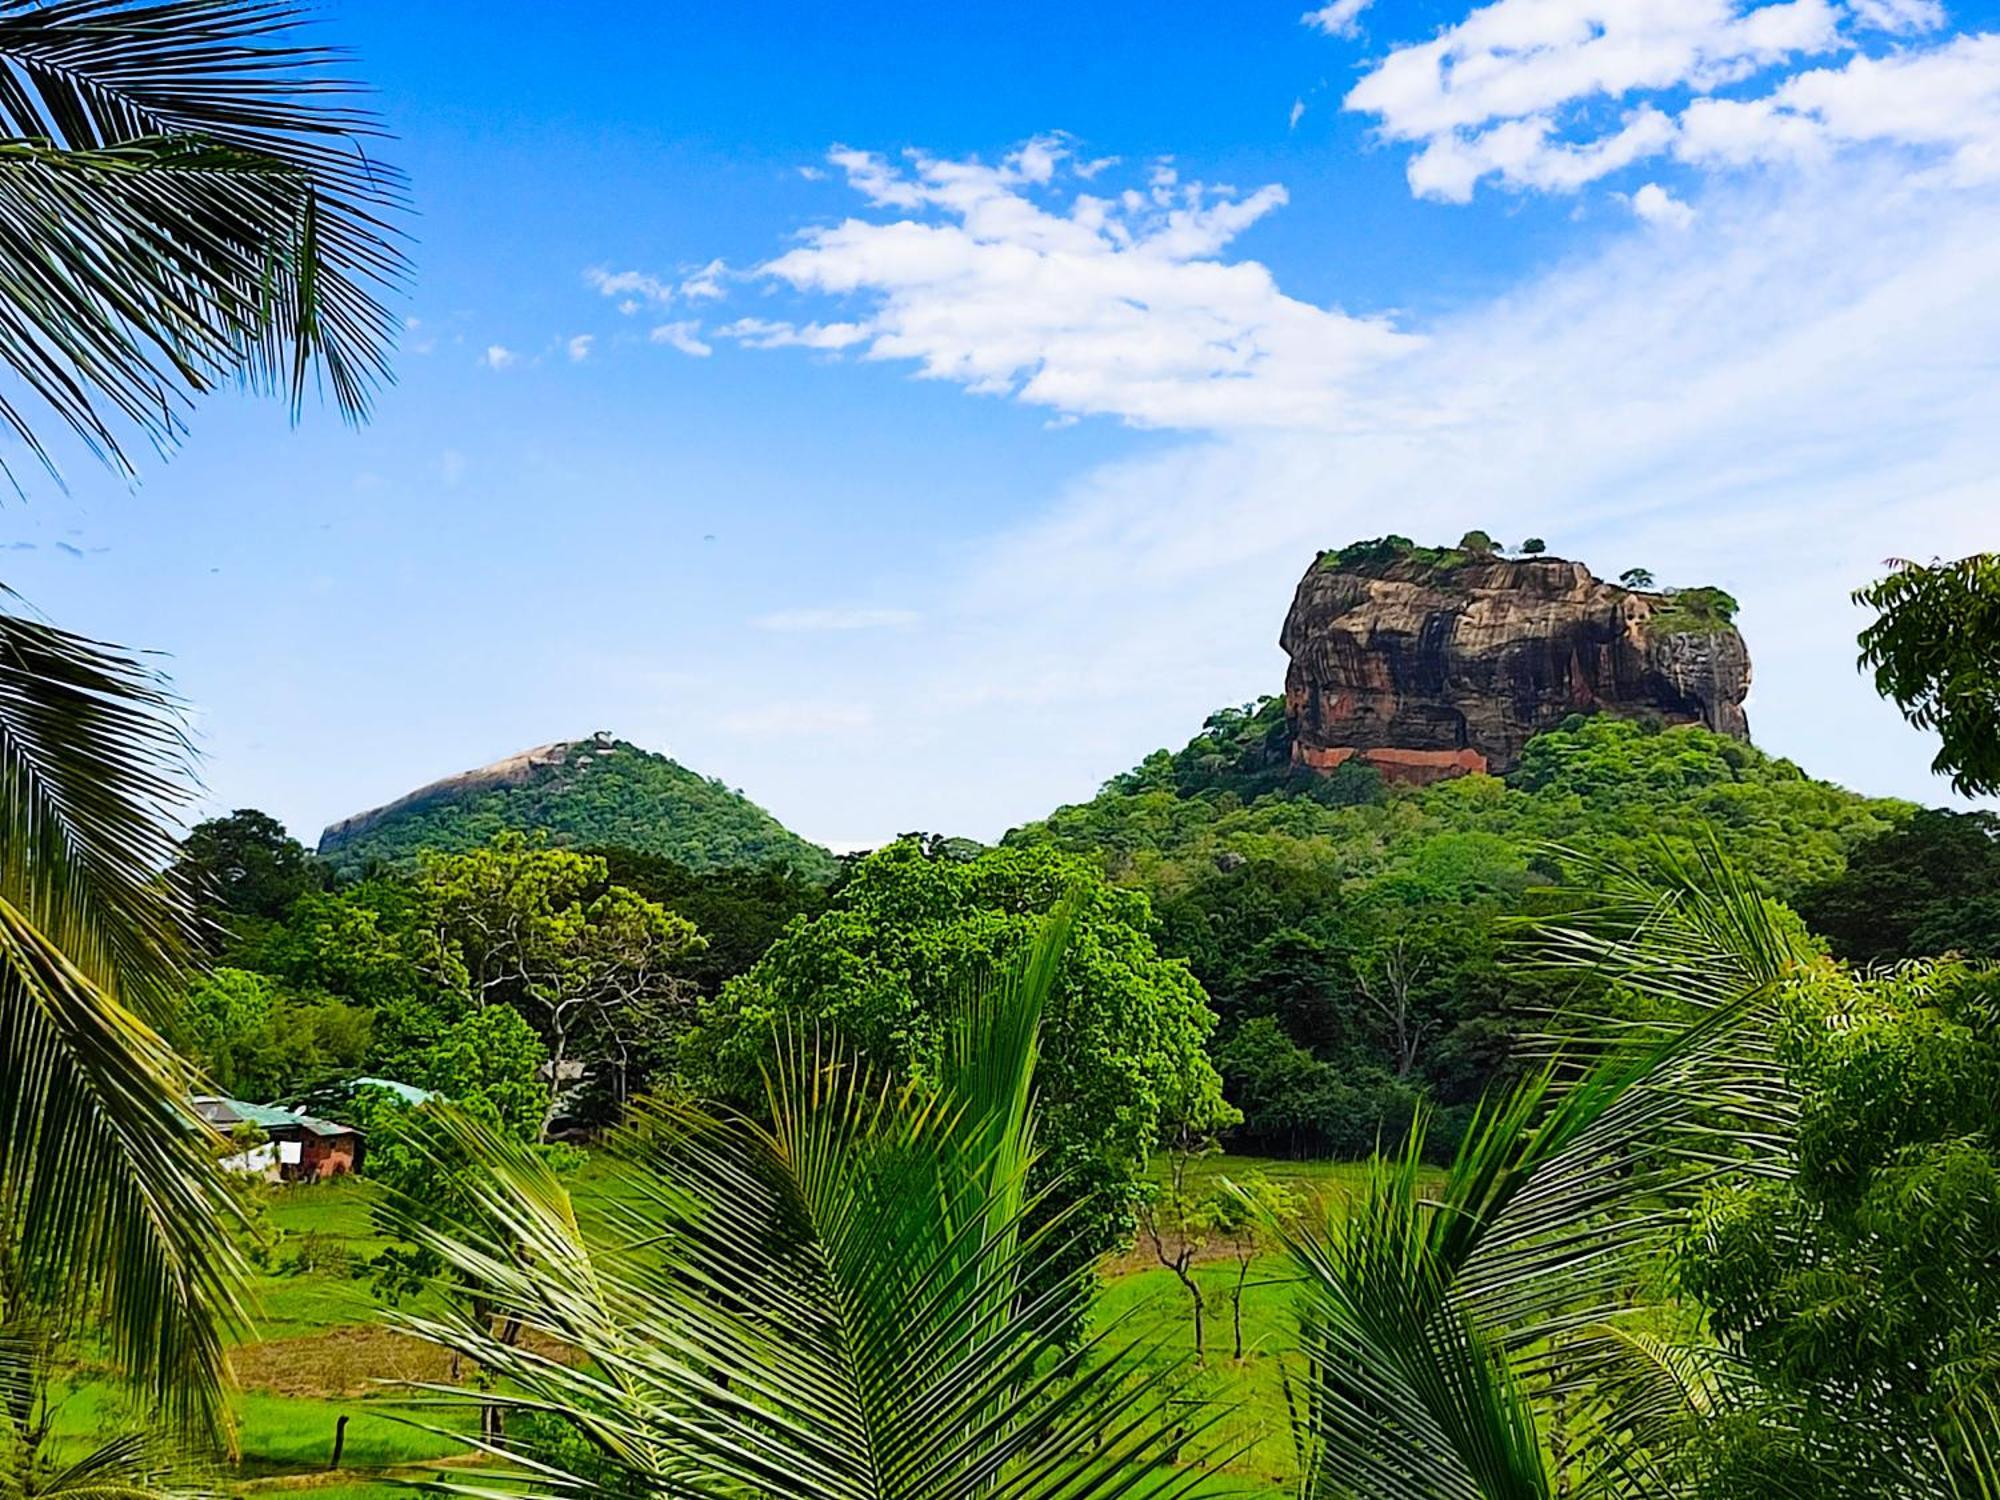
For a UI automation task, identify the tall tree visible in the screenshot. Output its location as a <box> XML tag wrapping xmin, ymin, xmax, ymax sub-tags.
<box><xmin>1855</xmin><ymin>553</ymin><xmax>2000</xmax><ymax>796</ymax></box>
<box><xmin>0</xmin><ymin>0</ymin><xmax>405</xmax><ymax>1446</ymax></box>
<box><xmin>414</xmin><ymin>835</ymin><xmax>704</xmax><ymax>1135</ymax></box>
<box><xmin>394</xmin><ymin>910</ymin><xmax>1219</xmax><ymax>1500</ymax></box>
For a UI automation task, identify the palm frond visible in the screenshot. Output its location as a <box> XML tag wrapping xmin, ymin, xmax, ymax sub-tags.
<box><xmin>392</xmin><ymin>906</ymin><xmax>1224</xmax><ymax>1500</ymax></box>
<box><xmin>1270</xmin><ymin>838</ymin><xmax>1824</xmax><ymax>1500</ymax></box>
<box><xmin>0</xmin><ymin>0</ymin><xmax>408</xmax><ymax>476</ymax></box>
<box><xmin>0</xmin><ymin>605</ymin><xmax>243</xmax><ymax>1439</ymax></box>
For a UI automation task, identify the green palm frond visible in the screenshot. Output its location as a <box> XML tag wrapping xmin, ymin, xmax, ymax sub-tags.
<box><xmin>0</xmin><ymin>0</ymin><xmax>407</xmax><ymax>476</ymax></box>
<box><xmin>0</xmin><ymin>607</ymin><xmax>243</xmax><ymax>1439</ymax></box>
<box><xmin>1271</xmin><ymin>840</ymin><xmax>1822</xmax><ymax>1500</ymax></box>
<box><xmin>393</xmin><ymin>906</ymin><xmax>1225</xmax><ymax>1500</ymax></box>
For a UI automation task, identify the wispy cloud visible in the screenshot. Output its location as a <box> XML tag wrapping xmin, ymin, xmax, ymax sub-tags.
<box><xmin>567</xmin><ymin>334</ymin><xmax>594</xmax><ymax>362</ymax></box>
<box><xmin>585</xmin><ymin>267</ymin><xmax>675</xmax><ymax>306</ymax></box>
<box><xmin>754</xmin><ymin>606</ymin><xmax>920</xmax><ymax>632</ymax></box>
<box><xmin>1302</xmin><ymin>0</ymin><xmax>1372</xmax><ymax>38</ymax></box>
<box><xmin>482</xmin><ymin>345</ymin><xmax>518</xmax><ymax>371</ymax></box>
<box><xmin>650</xmin><ymin>321</ymin><xmax>713</xmax><ymax>357</ymax></box>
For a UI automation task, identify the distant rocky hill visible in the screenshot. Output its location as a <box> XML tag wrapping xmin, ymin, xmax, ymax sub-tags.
<box><xmin>1281</xmin><ymin>539</ymin><xmax>1751</xmax><ymax>784</ymax></box>
<box><xmin>317</xmin><ymin>733</ymin><xmax>836</xmax><ymax>880</ymax></box>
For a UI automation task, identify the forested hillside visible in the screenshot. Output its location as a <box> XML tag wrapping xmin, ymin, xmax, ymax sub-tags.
<box><xmin>316</xmin><ymin>735</ymin><xmax>836</xmax><ymax>881</ymax></box>
<box><xmin>1007</xmin><ymin>700</ymin><xmax>1913</xmax><ymax>1153</ymax></box>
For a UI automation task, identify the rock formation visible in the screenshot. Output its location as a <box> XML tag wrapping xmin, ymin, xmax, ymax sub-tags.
<box><xmin>1280</xmin><ymin>543</ymin><xmax>1751</xmax><ymax>785</ymax></box>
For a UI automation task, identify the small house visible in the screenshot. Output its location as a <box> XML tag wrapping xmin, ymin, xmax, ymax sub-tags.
<box><xmin>195</xmin><ymin>1097</ymin><xmax>364</xmax><ymax>1182</ymax></box>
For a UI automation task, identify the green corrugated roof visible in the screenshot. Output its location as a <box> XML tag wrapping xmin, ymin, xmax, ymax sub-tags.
<box><xmin>210</xmin><ymin>1098</ymin><xmax>356</xmax><ymax>1137</ymax></box>
<box><xmin>349</xmin><ymin>1077</ymin><xmax>439</xmax><ymax>1106</ymax></box>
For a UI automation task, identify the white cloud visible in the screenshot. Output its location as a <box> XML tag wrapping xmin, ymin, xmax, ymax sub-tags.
<box><xmin>1337</xmin><ymin>1</ymin><xmax>2000</xmax><ymax>200</ymax></box>
<box><xmin>680</xmin><ymin>259</ymin><xmax>729</xmax><ymax>300</ymax></box>
<box><xmin>754</xmin><ymin>607</ymin><xmax>920</xmax><ymax>632</ymax></box>
<box><xmin>586</xmin><ymin>267</ymin><xmax>675</xmax><ymax>307</ymax></box>
<box><xmin>1629</xmin><ymin>181</ymin><xmax>1697</xmax><ymax>226</ymax></box>
<box><xmin>1290</xmin><ymin>97</ymin><xmax>1307</xmax><ymax>130</ymax></box>
<box><xmin>719</xmin><ymin>317</ymin><xmax>868</xmax><ymax>351</ymax></box>
<box><xmin>482</xmin><ymin>345</ymin><xmax>517</xmax><ymax>371</ymax></box>
<box><xmin>566</xmin><ymin>334</ymin><xmax>594</xmax><ymax>362</ymax></box>
<box><xmin>649</xmin><ymin>321</ymin><xmax>713</xmax><ymax>357</ymax></box>
<box><xmin>1849</xmin><ymin>0</ymin><xmax>1946</xmax><ymax>34</ymax></box>
<box><xmin>710</xmin><ymin>137</ymin><xmax>1417</xmax><ymax>430</ymax></box>
<box><xmin>1302</xmin><ymin>0</ymin><xmax>1373</xmax><ymax>37</ymax></box>
<box><xmin>1677</xmin><ymin>35</ymin><xmax>2000</xmax><ymax>183</ymax></box>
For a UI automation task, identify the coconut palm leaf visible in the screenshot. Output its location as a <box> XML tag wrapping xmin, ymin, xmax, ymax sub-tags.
<box><xmin>1270</xmin><ymin>840</ymin><xmax>1829</xmax><ymax>1500</ymax></box>
<box><xmin>0</xmin><ymin>608</ymin><xmax>243</xmax><ymax>1438</ymax></box>
<box><xmin>393</xmin><ymin>908</ymin><xmax>1226</xmax><ymax>1500</ymax></box>
<box><xmin>0</xmin><ymin>0</ymin><xmax>407</xmax><ymax>476</ymax></box>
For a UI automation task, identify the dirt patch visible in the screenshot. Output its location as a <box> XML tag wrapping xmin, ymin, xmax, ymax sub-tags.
<box><xmin>232</xmin><ymin>1324</ymin><xmax>577</xmax><ymax>1399</ymax></box>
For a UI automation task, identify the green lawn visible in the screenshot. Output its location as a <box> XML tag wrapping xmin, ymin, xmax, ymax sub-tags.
<box><xmin>58</xmin><ymin>1148</ymin><xmax>1391</xmax><ymax>1498</ymax></box>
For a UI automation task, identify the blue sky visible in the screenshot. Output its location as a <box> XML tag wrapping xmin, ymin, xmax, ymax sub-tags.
<box><xmin>7</xmin><ymin>0</ymin><xmax>2000</xmax><ymax>850</ymax></box>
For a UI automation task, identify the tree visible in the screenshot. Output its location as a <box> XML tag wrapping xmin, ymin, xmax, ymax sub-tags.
<box><xmin>1796</xmin><ymin>808</ymin><xmax>2000</xmax><ymax>964</ymax></box>
<box><xmin>684</xmin><ymin>838</ymin><xmax>1232</xmax><ymax>1299</ymax></box>
<box><xmin>1521</xmin><ymin>537</ymin><xmax>1547</xmax><ymax>555</ymax></box>
<box><xmin>415</xmin><ymin>835</ymin><xmax>704</xmax><ymax>1135</ymax></box>
<box><xmin>1855</xmin><ymin>554</ymin><xmax>2000</xmax><ymax>796</ymax></box>
<box><xmin>174</xmin><ymin>810</ymin><xmax>322</xmax><ymax>939</ymax></box>
<box><xmin>1138</xmin><ymin>1136</ymin><xmax>1221</xmax><ymax>1362</ymax></box>
<box><xmin>1273</xmin><ymin>846</ymin><xmax>1822</xmax><ymax>1499</ymax></box>
<box><xmin>393</xmin><ymin>912</ymin><xmax>1211</xmax><ymax>1498</ymax></box>
<box><xmin>1209</xmin><ymin>1174</ymin><xmax>1303</xmax><ymax>1363</ymax></box>
<box><xmin>1620</xmin><ymin>567</ymin><xmax>1657</xmax><ymax>590</ymax></box>
<box><xmin>168</xmin><ymin>966</ymin><xmax>369</xmax><ymax>1102</ymax></box>
<box><xmin>1675</xmin><ymin>960</ymin><xmax>2000</xmax><ymax>1494</ymax></box>
<box><xmin>1458</xmin><ymin>529</ymin><xmax>1498</xmax><ymax>554</ymax></box>
<box><xmin>0</xmin><ymin>0</ymin><xmax>405</xmax><ymax>1445</ymax></box>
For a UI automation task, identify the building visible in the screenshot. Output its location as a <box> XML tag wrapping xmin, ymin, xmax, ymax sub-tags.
<box><xmin>195</xmin><ymin>1097</ymin><xmax>364</xmax><ymax>1182</ymax></box>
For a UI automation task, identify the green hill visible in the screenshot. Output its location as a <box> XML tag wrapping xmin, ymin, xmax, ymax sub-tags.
<box><xmin>1006</xmin><ymin>702</ymin><xmax>1912</xmax><ymax>1156</ymax></box>
<box><xmin>316</xmin><ymin>734</ymin><xmax>835</xmax><ymax>881</ymax></box>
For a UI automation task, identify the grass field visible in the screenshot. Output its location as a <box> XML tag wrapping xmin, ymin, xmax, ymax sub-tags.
<box><xmin>52</xmin><ymin>1151</ymin><xmax>1414</xmax><ymax>1499</ymax></box>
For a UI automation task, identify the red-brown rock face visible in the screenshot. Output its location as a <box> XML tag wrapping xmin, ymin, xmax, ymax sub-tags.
<box><xmin>1280</xmin><ymin>552</ymin><xmax>1751</xmax><ymax>784</ymax></box>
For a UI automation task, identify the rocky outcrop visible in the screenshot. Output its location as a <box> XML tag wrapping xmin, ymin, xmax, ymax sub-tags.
<box><xmin>318</xmin><ymin>737</ymin><xmax>600</xmax><ymax>851</ymax></box>
<box><xmin>1280</xmin><ymin>547</ymin><xmax>1750</xmax><ymax>785</ymax></box>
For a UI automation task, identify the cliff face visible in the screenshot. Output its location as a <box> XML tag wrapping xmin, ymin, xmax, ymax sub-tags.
<box><xmin>1280</xmin><ymin>551</ymin><xmax>1751</xmax><ymax>784</ymax></box>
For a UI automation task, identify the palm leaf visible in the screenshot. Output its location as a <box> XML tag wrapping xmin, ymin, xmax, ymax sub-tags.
<box><xmin>0</xmin><ymin>0</ymin><xmax>407</xmax><ymax>476</ymax></box>
<box><xmin>1270</xmin><ymin>839</ymin><xmax>1825</xmax><ymax>1500</ymax></box>
<box><xmin>392</xmin><ymin>906</ymin><xmax>1226</xmax><ymax>1500</ymax></box>
<box><xmin>0</xmin><ymin>605</ymin><xmax>243</xmax><ymax>1439</ymax></box>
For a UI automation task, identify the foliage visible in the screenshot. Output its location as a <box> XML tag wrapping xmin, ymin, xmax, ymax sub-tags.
<box><xmin>683</xmin><ymin>838</ymin><xmax>1232</xmax><ymax>1298</ymax></box>
<box><xmin>318</xmin><ymin>737</ymin><xmax>837</xmax><ymax>881</ymax></box>
<box><xmin>1012</xmin><ymin>712</ymin><xmax>1905</xmax><ymax>1151</ymax></box>
<box><xmin>1855</xmin><ymin>553</ymin><xmax>2000</xmax><ymax>796</ymax></box>
<box><xmin>1520</xmin><ymin>538</ymin><xmax>1547</xmax><ymax>555</ymax></box>
<box><xmin>1675</xmin><ymin>961</ymin><xmax>2000</xmax><ymax>1495</ymax></box>
<box><xmin>1651</xmin><ymin>584</ymin><xmax>1742</xmax><ymax>632</ymax></box>
<box><xmin>0</xmin><ymin>0</ymin><xmax>406</xmax><ymax>479</ymax></box>
<box><xmin>174</xmin><ymin>809</ymin><xmax>324</xmax><ymax>942</ymax></box>
<box><xmin>168</xmin><ymin>967</ymin><xmax>368</xmax><ymax>1102</ymax></box>
<box><xmin>1271</xmin><ymin>844</ymin><xmax>1819</xmax><ymax>1500</ymax></box>
<box><xmin>0</xmin><ymin>613</ymin><xmax>246</xmax><ymax>1439</ymax></box>
<box><xmin>590</xmin><ymin>847</ymin><xmax>829</xmax><ymax>991</ymax></box>
<box><xmin>413</xmin><ymin>835</ymin><xmax>704</xmax><ymax>1133</ymax></box>
<box><xmin>1796</xmin><ymin>808</ymin><xmax>2000</xmax><ymax>964</ymax></box>
<box><xmin>1458</xmin><ymin>528</ymin><xmax>1497</xmax><ymax>554</ymax></box>
<box><xmin>0</xmin><ymin>0</ymin><xmax>405</xmax><ymax>1456</ymax></box>
<box><xmin>394</xmin><ymin>912</ymin><xmax>1218</xmax><ymax>1500</ymax></box>
<box><xmin>1620</xmin><ymin>567</ymin><xmax>1657</xmax><ymax>589</ymax></box>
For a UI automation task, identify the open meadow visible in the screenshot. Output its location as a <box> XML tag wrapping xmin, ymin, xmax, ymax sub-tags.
<box><xmin>45</xmin><ymin>1154</ymin><xmax>1412</xmax><ymax>1500</ymax></box>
